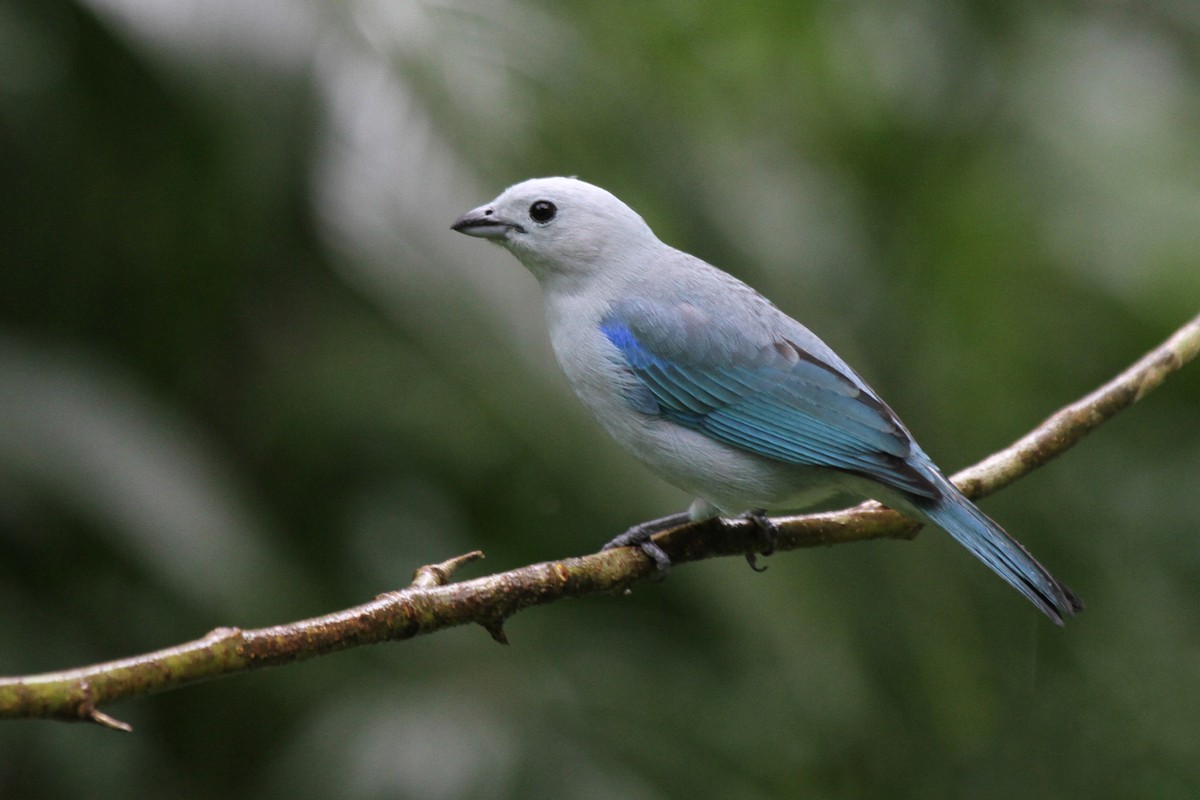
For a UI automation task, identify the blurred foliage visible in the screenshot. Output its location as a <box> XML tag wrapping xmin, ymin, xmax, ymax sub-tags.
<box><xmin>1</xmin><ymin>0</ymin><xmax>1199</xmax><ymax>798</ymax></box>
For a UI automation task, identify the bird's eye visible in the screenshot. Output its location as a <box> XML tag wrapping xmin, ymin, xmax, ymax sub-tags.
<box><xmin>529</xmin><ymin>200</ymin><xmax>557</xmax><ymax>223</ymax></box>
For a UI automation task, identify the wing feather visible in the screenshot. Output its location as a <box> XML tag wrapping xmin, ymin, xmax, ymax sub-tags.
<box><xmin>601</xmin><ymin>299</ymin><xmax>937</xmax><ymax>498</ymax></box>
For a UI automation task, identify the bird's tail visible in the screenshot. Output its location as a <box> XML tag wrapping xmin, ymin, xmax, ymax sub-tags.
<box><xmin>911</xmin><ymin>478</ymin><xmax>1083</xmax><ymax>625</ymax></box>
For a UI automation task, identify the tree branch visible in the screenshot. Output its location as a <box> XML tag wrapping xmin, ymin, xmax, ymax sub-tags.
<box><xmin>2</xmin><ymin>314</ymin><xmax>1197</xmax><ymax>730</ymax></box>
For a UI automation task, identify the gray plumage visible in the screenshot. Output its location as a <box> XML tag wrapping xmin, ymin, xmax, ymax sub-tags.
<box><xmin>453</xmin><ymin>177</ymin><xmax>1081</xmax><ymax>623</ymax></box>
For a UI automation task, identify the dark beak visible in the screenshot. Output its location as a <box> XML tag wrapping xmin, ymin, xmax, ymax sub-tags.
<box><xmin>451</xmin><ymin>204</ymin><xmax>525</xmax><ymax>239</ymax></box>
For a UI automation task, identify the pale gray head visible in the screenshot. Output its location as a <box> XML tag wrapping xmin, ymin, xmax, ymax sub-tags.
<box><xmin>451</xmin><ymin>177</ymin><xmax>657</xmax><ymax>280</ymax></box>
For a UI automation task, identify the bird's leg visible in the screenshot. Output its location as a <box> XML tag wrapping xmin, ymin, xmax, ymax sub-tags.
<box><xmin>602</xmin><ymin>511</ymin><xmax>692</xmax><ymax>577</ymax></box>
<box><xmin>739</xmin><ymin>509</ymin><xmax>779</xmax><ymax>572</ymax></box>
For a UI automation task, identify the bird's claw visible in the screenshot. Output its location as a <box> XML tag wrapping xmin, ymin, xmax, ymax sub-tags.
<box><xmin>602</xmin><ymin>511</ymin><xmax>690</xmax><ymax>579</ymax></box>
<box><xmin>603</xmin><ymin>509</ymin><xmax>775</xmax><ymax>577</ymax></box>
<box><xmin>603</xmin><ymin>527</ymin><xmax>672</xmax><ymax>579</ymax></box>
<box><xmin>741</xmin><ymin>509</ymin><xmax>778</xmax><ymax>572</ymax></box>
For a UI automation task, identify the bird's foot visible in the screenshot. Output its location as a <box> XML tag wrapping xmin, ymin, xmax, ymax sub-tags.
<box><xmin>740</xmin><ymin>509</ymin><xmax>778</xmax><ymax>572</ymax></box>
<box><xmin>602</xmin><ymin>512</ymin><xmax>691</xmax><ymax>579</ymax></box>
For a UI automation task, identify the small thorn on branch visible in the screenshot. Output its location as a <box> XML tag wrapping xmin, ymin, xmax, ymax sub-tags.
<box><xmin>409</xmin><ymin>551</ymin><xmax>486</xmax><ymax>589</ymax></box>
<box><xmin>480</xmin><ymin>617</ymin><xmax>509</xmax><ymax>645</ymax></box>
<box><xmin>78</xmin><ymin>679</ymin><xmax>133</xmax><ymax>732</ymax></box>
<box><xmin>88</xmin><ymin>708</ymin><xmax>133</xmax><ymax>733</ymax></box>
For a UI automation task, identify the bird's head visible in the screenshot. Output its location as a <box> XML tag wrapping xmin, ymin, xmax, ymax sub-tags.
<box><xmin>452</xmin><ymin>177</ymin><xmax>657</xmax><ymax>281</ymax></box>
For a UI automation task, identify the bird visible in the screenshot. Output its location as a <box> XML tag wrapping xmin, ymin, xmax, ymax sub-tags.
<box><xmin>452</xmin><ymin>177</ymin><xmax>1082</xmax><ymax>624</ymax></box>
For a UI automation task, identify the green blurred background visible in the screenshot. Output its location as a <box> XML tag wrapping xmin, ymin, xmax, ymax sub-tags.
<box><xmin>2</xmin><ymin>0</ymin><xmax>1198</xmax><ymax>797</ymax></box>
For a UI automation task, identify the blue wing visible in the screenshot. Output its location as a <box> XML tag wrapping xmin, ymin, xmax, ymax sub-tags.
<box><xmin>600</xmin><ymin>298</ymin><xmax>938</xmax><ymax>498</ymax></box>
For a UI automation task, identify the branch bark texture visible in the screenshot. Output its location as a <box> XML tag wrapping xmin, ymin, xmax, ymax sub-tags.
<box><xmin>2</xmin><ymin>314</ymin><xmax>1198</xmax><ymax>730</ymax></box>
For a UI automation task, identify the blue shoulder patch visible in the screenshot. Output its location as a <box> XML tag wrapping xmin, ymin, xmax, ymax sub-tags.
<box><xmin>601</xmin><ymin>319</ymin><xmax>663</xmax><ymax>414</ymax></box>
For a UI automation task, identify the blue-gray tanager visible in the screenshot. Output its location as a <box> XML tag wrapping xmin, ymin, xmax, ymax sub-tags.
<box><xmin>452</xmin><ymin>177</ymin><xmax>1081</xmax><ymax>624</ymax></box>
